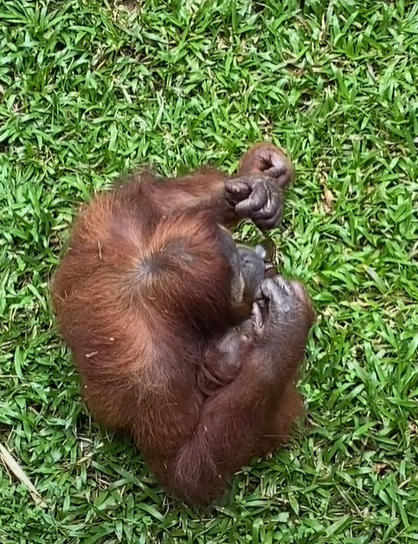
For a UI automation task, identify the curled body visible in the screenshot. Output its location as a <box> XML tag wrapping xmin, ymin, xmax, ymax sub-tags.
<box><xmin>51</xmin><ymin>143</ymin><xmax>315</xmax><ymax>506</ymax></box>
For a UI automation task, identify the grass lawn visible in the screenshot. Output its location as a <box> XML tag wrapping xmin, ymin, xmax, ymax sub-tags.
<box><xmin>1</xmin><ymin>0</ymin><xmax>418</xmax><ymax>542</ymax></box>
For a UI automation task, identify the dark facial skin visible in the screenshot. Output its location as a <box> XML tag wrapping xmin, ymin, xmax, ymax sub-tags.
<box><xmin>236</xmin><ymin>243</ymin><xmax>267</xmax><ymax>301</ymax></box>
<box><xmin>216</xmin><ymin>225</ymin><xmax>274</xmax><ymax>314</ymax></box>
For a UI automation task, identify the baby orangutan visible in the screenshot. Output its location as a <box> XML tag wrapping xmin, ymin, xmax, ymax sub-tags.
<box><xmin>52</xmin><ymin>142</ymin><xmax>314</xmax><ymax>506</ymax></box>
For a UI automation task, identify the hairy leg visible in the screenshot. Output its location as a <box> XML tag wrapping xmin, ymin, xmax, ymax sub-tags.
<box><xmin>153</xmin><ymin>276</ymin><xmax>314</xmax><ymax>505</ymax></box>
<box><xmin>144</xmin><ymin>142</ymin><xmax>295</xmax><ymax>230</ymax></box>
<box><xmin>256</xmin><ymin>383</ymin><xmax>305</xmax><ymax>458</ymax></box>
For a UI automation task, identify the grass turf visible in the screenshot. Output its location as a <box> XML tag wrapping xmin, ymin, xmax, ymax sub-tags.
<box><xmin>1</xmin><ymin>0</ymin><xmax>418</xmax><ymax>542</ymax></box>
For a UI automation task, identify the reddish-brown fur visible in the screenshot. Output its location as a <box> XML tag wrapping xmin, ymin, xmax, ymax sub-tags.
<box><xmin>51</xmin><ymin>143</ymin><xmax>314</xmax><ymax>506</ymax></box>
